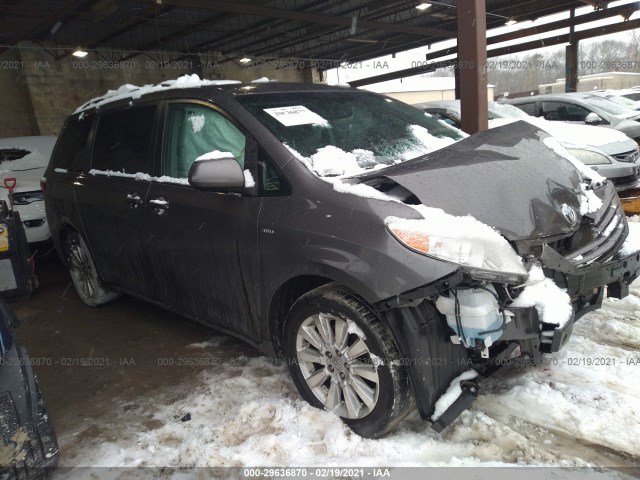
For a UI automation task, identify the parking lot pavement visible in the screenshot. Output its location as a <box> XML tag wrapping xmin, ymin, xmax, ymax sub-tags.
<box><xmin>8</xmin><ymin>250</ymin><xmax>259</xmax><ymax>463</ymax></box>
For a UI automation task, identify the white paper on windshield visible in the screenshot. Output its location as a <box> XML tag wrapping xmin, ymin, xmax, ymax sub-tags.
<box><xmin>264</xmin><ymin>106</ymin><xmax>328</xmax><ymax>126</ymax></box>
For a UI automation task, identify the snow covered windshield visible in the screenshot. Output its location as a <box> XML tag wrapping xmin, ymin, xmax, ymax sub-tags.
<box><xmin>489</xmin><ymin>102</ymin><xmax>530</xmax><ymax>120</ymax></box>
<box><xmin>238</xmin><ymin>91</ymin><xmax>464</xmax><ymax>176</ymax></box>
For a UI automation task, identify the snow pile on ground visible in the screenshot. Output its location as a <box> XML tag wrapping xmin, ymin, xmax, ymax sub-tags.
<box><xmin>510</xmin><ymin>265</ymin><xmax>573</xmax><ymax>327</ymax></box>
<box><xmin>74</xmin><ymin>75</ymin><xmax>241</xmax><ymax>113</ymax></box>
<box><xmin>60</xmin><ymin>278</ymin><xmax>640</xmax><ymax>471</ymax></box>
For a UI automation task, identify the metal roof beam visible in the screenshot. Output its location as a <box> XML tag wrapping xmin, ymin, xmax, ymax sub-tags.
<box><xmin>0</xmin><ymin>0</ymin><xmax>90</xmax><ymax>54</ymax></box>
<box><xmin>349</xmin><ymin>17</ymin><xmax>640</xmax><ymax>87</ymax></box>
<box><xmin>315</xmin><ymin>0</ymin><xmax>636</xmax><ymax>66</ymax></box>
<box><xmin>160</xmin><ymin>0</ymin><xmax>456</xmax><ymax>38</ymax></box>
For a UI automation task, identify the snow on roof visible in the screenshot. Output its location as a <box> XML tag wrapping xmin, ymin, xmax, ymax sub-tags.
<box><xmin>74</xmin><ymin>74</ymin><xmax>241</xmax><ymax>114</ymax></box>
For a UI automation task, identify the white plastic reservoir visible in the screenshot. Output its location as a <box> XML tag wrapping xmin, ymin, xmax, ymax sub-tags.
<box><xmin>435</xmin><ymin>287</ymin><xmax>507</xmax><ymax>356</ymax></box>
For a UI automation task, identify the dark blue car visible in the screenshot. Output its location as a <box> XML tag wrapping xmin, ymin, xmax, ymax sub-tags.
<box><xmin>0</xmin><ymin>298</ymin><xmax>58</xmax><ymax>479</ymax></box>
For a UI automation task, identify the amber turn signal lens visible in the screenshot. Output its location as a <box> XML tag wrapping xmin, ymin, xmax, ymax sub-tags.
<box><xmin>389</xmin><ymin>228</ymin><xmax>430</xmax><ymax>253</ymax></box>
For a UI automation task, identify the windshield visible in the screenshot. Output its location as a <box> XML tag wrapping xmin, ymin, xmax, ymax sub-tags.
<box><xmin>582</xmin><ymin>95</ymin><xmax>635</xmax><ymax>116</ymax></box>
<box><xmin>605</xmin><ymin>94</ymin><xmax>640</xmax><ymax>110</ymax></box>
<box><xmin>489</xmin><ymin>102</ymin><xmax>530</xmax><ymax>120</ymax></box>
<box><xmin>238</xmin><ymin>90</ymin><xmax>464</xmax><ymax>177</ymax></box>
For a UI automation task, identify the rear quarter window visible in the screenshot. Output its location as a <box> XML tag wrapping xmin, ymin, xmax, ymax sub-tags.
<box><xmin>50</xmin><ymin>114</ymin><xmax>95</xmax><ymax>172</ymax></box>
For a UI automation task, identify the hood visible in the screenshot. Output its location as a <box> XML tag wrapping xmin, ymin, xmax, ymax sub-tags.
<box><xmin>595</xmin><ymin>137</ymin><xmax>639</xmax><ymax>156</ymax></box>
<box><xmin>0</xmin><ymin>168</ymin><xmax>45</xmax><ymax>193</ymax></box>
<box><xmin>355</xmin><ymin>121</ymin><xmax>588</xmax><ymax>241</ymax></box>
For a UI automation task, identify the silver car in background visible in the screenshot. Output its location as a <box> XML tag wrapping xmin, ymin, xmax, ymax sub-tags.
<box><xmin>415</xmin><ymin>100</ymin><xmax>640</xmax><ymax>193</ymax></box>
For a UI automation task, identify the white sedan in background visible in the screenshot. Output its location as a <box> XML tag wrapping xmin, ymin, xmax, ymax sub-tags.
<box><xmin>0</xmin><ymin>136</ymin><xmax>56</xmax><ymax>243</ymax></box>
<box><xmin>415</xmin><ymin>100</ymin><xmax>640</xmax><ymax>192</ymax></box>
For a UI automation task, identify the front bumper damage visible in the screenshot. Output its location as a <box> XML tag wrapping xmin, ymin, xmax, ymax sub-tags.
<box><xmin>376</xmin><ymin>247</ymin><xmax>640</xmax><ymax>432</ymax></box>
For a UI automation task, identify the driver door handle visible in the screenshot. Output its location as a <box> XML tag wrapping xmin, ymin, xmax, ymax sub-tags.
<box><xmin>126</xmin><ymin>193</ymin><xmax>143</xmax><ymax>208</ymax></box>
<box><xmin>149</xmin><ymin>197</ymin><xmax>169</xmax><ymax>215</ymax></box>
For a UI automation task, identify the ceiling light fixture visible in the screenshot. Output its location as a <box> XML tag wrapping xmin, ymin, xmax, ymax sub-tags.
<box><xmin>72</xmin><ymin>48</ymin><xmax>88</xmax><ymax>58</ymax></box>
<box><xmin>416</xmin><ymin>3</ymin><xmax>432</xmax><ymax>10</ymax></box>
<box><xmin>505</xmin><ymin>18</ymin><xmax>517</xmax><ymax>26</ymax></box>
<box><xmin>238</xmin><ymin>57</ymin><xmax>252</xmax><ymax>63</ymax></box>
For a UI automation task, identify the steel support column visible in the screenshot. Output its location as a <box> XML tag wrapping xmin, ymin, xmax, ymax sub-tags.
<box><xmin>565</xmin><ymin>8</ymin><xmax>578</xmax><ymax>93</ymax></box>
<box><xmin>456</xmin><ymin>0</ymin><xmax>488</xmax><ymax>134</ymax></box>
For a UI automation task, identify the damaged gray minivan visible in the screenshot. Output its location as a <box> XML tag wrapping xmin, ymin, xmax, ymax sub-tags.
<box><xmin>44</xmin><ymin>79</ymin><xmax>640</xmax><ymax>438</ymax></box>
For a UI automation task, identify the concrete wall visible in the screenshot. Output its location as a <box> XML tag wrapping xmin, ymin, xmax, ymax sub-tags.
<box><xmin>383</xmin><ymin>86</ymin><xmax>495</xmax><ymax>104</ymax></box>
<box><xmin>1</xmin><ymin>43</ymin><xmax>317</xmax><ymax>139</ymax></box>
<box><xmin>0</xmin><ymin>50</ymin><xmax>39</xmax><ymax>138</ymax></box>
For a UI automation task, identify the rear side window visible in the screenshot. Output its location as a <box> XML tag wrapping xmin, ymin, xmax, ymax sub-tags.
<box><xmin>93</xmin><ymin>106</ymin><xmax>156</xmax><ymax>174</ymax></box>
<box><xmin>50</xmin><ymin>114</ymin><xmax>94</xmax><ymax>171</ymax></box>
<box><xmin>542</xmin><ymin>101</ymin><xmax>590</xmax><ymax>122</ymax></box>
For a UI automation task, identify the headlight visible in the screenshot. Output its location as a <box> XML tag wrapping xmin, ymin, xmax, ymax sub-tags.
<box><xmin>566</xmin><ymin>148</ymin><xmax>612</xmax><ymax>165</ymax></box>
<box><xmin>386</xmin><ymin>211</ymin><xmax>528</xmax><ymax>282</ymax></box>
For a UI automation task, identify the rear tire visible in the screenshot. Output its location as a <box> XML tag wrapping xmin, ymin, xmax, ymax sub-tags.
<box><xmin>66</xmin><ymin>232</ymin><xmax>120</xmax><ymax>307</ymax></box>
<box><xmin>284</xmin><ymin>283</ymin><xmax>414</xmax><ymax>438</ymax></box>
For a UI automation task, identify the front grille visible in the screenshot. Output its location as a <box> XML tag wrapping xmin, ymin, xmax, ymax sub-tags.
<box><xmin>612</xmin><ymin>149</ymin><xmax>640</xmax><ymax>163</ymax></box>
<box><xmin>561</xmin><ymin>200</ymin><xmax>627</xmax><ymax>268</ymax></box>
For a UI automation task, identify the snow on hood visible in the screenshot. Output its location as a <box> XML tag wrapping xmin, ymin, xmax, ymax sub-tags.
<box><xmin>528</xmin><ymin>117</ymin><xmax>630</xmax><ymax>147</ymax></box>
<box><xmin>0</xmin><ymin>136</ymin><xmax>55</xmax><ymax>191</ymax></box>
<box><xmin>74</xmin><ymin>75</ymin><xmax>241</xmax><ymax>113</ymax></box>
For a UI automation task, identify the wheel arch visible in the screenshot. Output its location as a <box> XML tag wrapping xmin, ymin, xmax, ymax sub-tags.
<box><xmin>267</xmin><ymin>274</ymin><xmax>332</xmax><ymax>358</ymax></box>
<box><xmin>56</xmin><ymin>221</ymin><xmax>82</xmax><ymax>267</ymax></box>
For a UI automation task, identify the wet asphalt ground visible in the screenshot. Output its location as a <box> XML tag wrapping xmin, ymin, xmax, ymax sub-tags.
<box><xmin>8</xmin><ymin>248</ymin><xmax>259</xmax><ymax>464</ymax></box>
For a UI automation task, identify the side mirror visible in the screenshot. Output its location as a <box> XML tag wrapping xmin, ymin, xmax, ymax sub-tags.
<box><xmin>188</xmin><ymin>157</ymin><xmax>245</xmax><ymax>190</ymax></box>
<box><xmin>585</xmin><ymin>112</ymin><xmax>602</xmax><ymax>125</ymax></box>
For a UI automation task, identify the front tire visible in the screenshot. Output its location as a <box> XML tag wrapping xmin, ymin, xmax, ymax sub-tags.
<box><xmin>284</xmin><ymin>284</ymin><xmax>414</xmax><ymax>438</ymax></box>
<box><xmin>66</xmin><ymin>232</ymin><xmax>120</xmax><ymax>307</ymax></box>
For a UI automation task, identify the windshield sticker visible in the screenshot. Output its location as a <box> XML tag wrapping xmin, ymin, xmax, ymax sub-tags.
<box><xmin>264</xmin><ymin>106</ymin><xmax>328</xmax><ymax>127</ymax></box>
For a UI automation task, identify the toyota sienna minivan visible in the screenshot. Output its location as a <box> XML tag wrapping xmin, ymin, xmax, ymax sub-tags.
<box><xmin>44</xmin><ymin>77</ymin><xmax>640</xmax><ymax>438</ymax></box>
